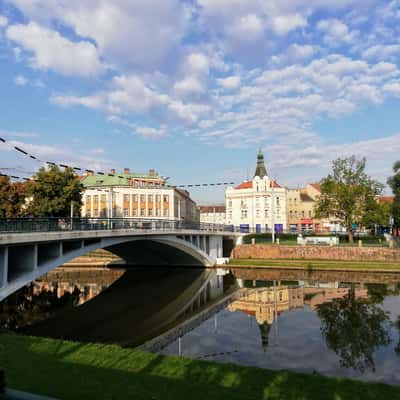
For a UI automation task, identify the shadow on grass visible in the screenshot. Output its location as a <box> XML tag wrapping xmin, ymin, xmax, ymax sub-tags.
<box><xmin>1</xmin><ymin>334</ymin><xmax>400</xmax><ymax>400</ymax></box>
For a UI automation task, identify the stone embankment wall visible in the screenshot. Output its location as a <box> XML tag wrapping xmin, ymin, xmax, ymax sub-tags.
<box><xmin>231</xmin><ymin>245</ymin><xmax>400</xmax><ymax>262</ymax></box>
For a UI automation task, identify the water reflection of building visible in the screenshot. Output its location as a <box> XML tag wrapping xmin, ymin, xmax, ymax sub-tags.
<box><xmin>228</xmin><ymin>286</ymin><xmax>304</xmax><ymax>325</ymax></box>
<box><xmin>32</xmin><ymin>268</ymin><xmax>125</xmax><ymax>305</ymax></box>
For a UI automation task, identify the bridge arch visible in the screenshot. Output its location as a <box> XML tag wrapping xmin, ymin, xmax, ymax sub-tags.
<box><xmin>0</xmin><ymin>234</ymin><xmax>218</xmax><ymax>301</ymax></box>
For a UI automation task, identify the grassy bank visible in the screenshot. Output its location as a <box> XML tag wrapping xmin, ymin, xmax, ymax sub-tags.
<box><xmin>229</xmin><ymin>259</ymin><xmax>400</xmax><ymax>271</ymax></box>
<box><xmin>1</xmin><ymin>334</ymin><xmax>400</xmax><ymax>400</ymax></box>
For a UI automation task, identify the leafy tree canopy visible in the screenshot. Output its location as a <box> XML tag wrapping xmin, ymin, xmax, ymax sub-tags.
<box><xmin>25</xmin><ymin>166</ymin><xmax>83</xmax><ymax>218</ymax></box>
<box><xmin>387</xmin><ymin>160</ymin><xmax>400</xmax><ymax>228</ymax></box>
<box><xmin>315</xmin><ymin>156</ymin><xmax>383</xmax><ymax>242</ymax></box>
<box><xmin>0</xmin><ymin>176</ymin><xmax>26</xmax><ymax>218</ymax></box>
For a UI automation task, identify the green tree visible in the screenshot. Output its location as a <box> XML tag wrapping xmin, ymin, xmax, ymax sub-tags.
<box><xmin>0</xmin><ymin>176</ymin><xmax>26</xmax><ymax>217</ymax></box>
<box><xmin>317</xmin><ymin>287</ymin><xmax>392</xmax><ymax>372</ymax></box>
<box><xmin>315</xmin><ymin>156</ymin><xmax>383</xmax><ymax>243</ymax></box>
<box><xmin>25</xmin><ymin>166</ymin><xmax>83</xmax><ymax>218</ymax></box>
<box><xmin>387</xmin><ymin>161</ymin><xmax>400</xmax><ymax>229</ymax></box>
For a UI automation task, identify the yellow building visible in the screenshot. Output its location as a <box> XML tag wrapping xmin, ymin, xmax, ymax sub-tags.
<box><xmin>286</xmin><ymin>183</ymin><xmax>331</xmax><ymax>233</ymax></box>
<box><xmin>81</xmin><ymin>168</ymin><xmax>197</xmax><ymax>221</ymax></box>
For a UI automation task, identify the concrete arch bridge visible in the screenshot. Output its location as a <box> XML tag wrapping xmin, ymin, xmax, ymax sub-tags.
<box><xmin>0</xmin><ymin>218</ymin><xmax>242</xmax><ymax>301</ymax></box>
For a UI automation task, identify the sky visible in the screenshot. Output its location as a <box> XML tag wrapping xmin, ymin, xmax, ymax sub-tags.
<box><xmin>0</xmin><ymin>0</ymin><xmax>400</xmax><ymax>203</ymax></box>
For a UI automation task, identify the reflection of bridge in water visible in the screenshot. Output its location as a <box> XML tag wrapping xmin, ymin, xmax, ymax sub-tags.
<box><xmin>26</xmin><ymin>267</ymin><xmax>236</xmax><ymax>347</ymax></box>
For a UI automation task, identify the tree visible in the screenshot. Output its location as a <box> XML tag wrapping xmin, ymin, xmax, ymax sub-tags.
<box><xmin>388</xmin><ymin>160</ymin><xmax>400</xmax><ymax>230</ymax></box>
<box><xmin>315</xmin><ymin>156</ymin><xmax>383</xmax><ymax>243</ymax></box>
<box><xmin>25</xmin><ymin>165</ymin><xmax>83</xmax><ymax>218</ymax></box>
<box><xmin>317</xmin><ymin>287</ymin><xmax>392</xmax><ymax>372</ymax></box>
<box><xmin>0</xmin><ymin>176</ymin><xmax>26</xmax><ymax>217</ymax></box>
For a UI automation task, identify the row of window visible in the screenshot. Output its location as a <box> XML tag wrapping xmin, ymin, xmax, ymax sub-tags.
<box><xmin>86</xmin><ymin>194</ymin><xmax>169</xmax><ymax>205</ymax></box>
<box><xmin>289</xmin><ymin>210</ymin><xmax>312</xmax><ymax>218</ymax></box>
<box><xmin>239</xmin><ymin>209</ymin><xmax>282</xmax><ymax>219</ymax></box>
<box><xmin>89</xmin><ymin>208</ymin><xmax>169</xmax><ymax>218</ymax></box>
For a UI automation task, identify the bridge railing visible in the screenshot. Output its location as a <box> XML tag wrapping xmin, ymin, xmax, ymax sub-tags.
<box><xmin>0</xmin><ymin>218</ymin><xmax>239</xmax><ymax>234</ymax></box>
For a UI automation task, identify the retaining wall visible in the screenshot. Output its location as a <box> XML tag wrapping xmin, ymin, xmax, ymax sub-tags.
<box><xmin>231</xmin><ymin>244</ymin><xmax>400</xmax><ymax>262</ymax></box>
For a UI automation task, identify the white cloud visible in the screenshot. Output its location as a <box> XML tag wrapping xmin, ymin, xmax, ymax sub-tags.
<box><xmin>0</xmin><ymin>15</ymin><xmax>8</xmax><ymax>27</ymax></box>
<box><xmin>135</xmin><ymin>126</ymin><xmax>167</xmax><ymax>139</ymax></box>
<box><xmin>217</xmin><ymin>75</ymin><xmax>241</xmax><ymax>89</ymax></box>
<box><xmin>6</xmin><ymin>22</ymin><xmax>103</xmax><ymax>76</ymax></box>
<box><xmin>316</xmin><ymin>18</ymin><xmax>357</xmax><ymax>46</ymax></box>
<box><xmin>14</xmin><ymin>75</ymin><xmax>28</xmax><ymax>86</ymax></box>
<box><xmin>174</xmin><ymin>77</ymin><xmax>205</xmax><ymax>95</ymax></box>
<box><xmin>230</xmin><ymin>14</ymin><xmax>264</xmax><ymax>40</ymax></box>
<box><xmin>8</xmin><ymin>0</ymin><xmax>191</xmax><ymax>71</ymax></box>
<box><xmin>271</xmin><ymin>44</ymin><xmax>317</xmax><ymax>66</ymax></box>
<box><xmin>185</xmin><ymin>53</ymin><xmax>210</xmax><ymax>76</ymax></box>
<box><xmin>271</xmin><ymin>14</ymin><xmax>307</xmax><ymax>36</ymax></box>
<box><xmin>383</xmin><ymin>81</ymin><xmax>400</xmax><ymax>96</ymax></box>
<box><xmin>362</xmin><ymin>44</ymin><xmax>400</xmax><ymax>61</ymax></box>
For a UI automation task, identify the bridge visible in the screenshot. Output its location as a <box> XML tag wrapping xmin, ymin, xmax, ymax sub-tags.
<box><xmin>0</xmin><ymin>218</ymin><xmax>243</xmax><ymax>301</ymax></box>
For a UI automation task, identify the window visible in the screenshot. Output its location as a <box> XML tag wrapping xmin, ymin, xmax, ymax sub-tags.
<box><xmin>101</xmin><ymin>194</ymin><xmax>107</xmax><ymax>203</ymax></box>
<box><xmin>140</xmin><ymin>208</ymin><xmax>145</xmax><ymax>216</ymax></box>
<box><xmin>256</xmin><ymin>209</ymin><xmax>260</xmax><ymax>218</ymax></box>
<box><xmin>163</xmin><ymin>208</ymin><xmax>169</xmax><ymax>217</ymax></box>
<box><xmin>163</xmin><ymin>194</ymin><xmax>169</xmax><ymax>203</ymax></box>
<box><xmin>228</xmin><ymin>200</ymin><xmax>232</xmax><ymax>207</ymax></box>
<box><xmin>123</xmin><ymin>208</ymin><xmax>129</xmax><ymax>217</ymax></box>
<box><xmin>240</xmin><ymin>199</ymin><xmax>247</xmax><ymax>208</ymax></box>
<box><xmin>140</xmin><ymin>194</ymin><xmax>145</xmax><ymax>202</ymax></box>
<box><xmin>148</xmin><ymin>209</ymin><xmax>153</xmax><ymax>216</ymax></box>
<box><xmin>132</xmin><ymin>209</ymin><xmax>137</xmax><ymax>216</ymax></box>
<box><xmin>279</xmin><ymin>292</ymin><xmax>283</xmax><ymax>301</ymax></box>
<box><xmin>156</xmin><ymin>194</ymin><xmax>161</xmax><ymax>202</ymax></box>
<box><xmin>289</xmin><ymin>211</ymin><xmax>293</xmax><ymax>218</ymax></box>
<box><xmin>132</xmin><ymin>194</ymin><xmax>137</xmax><ymax>202</ymax></box>
<box><xmin>156</xmin><ymin>208</ymin><xmax>160</xmax><ymax>216</ymax></box>
<box><xmin>229</xmin><ymin>211</ymin><xmax>232</xmax><ymax>219</ymax></box>
<box><xmin>148</xmin><ymin>194</ymin><xmax>153</xmax><ymax>203</ymax></box>
<box><xmin>276</xmin><ymin>197</ymin><xmax>280</xmax><ymax>205</ymax></box>
<box><xmin>264</xmin><ymin>209</ymin><xmax>268</xmax><ymax>218</ymax></box>
<box><xmin>123</xmin><ymin>194</ymin><xmax>129</xmax><ymax>202</ymax></box>
<box><xmin>241</xmin><ymin>209</ymin><xmax>248</xmax><ymax>219</ymax></box>
<box><xmin>302</xmin><ymin>211</ymin><xmax>305</xmax><ymax>218</ymax></box>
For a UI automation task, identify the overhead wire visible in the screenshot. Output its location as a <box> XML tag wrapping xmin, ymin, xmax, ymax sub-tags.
<box><xmin>0</xmin><ymin>136</ymin><xmax>236</xmax><ymax>188</ymax></box>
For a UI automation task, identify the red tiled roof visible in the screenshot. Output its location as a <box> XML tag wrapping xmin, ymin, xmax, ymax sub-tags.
<box><xmin>235</xmin><ymin>180</ymin><xmax>281</xmax><ymax>189</ymax></box>
<box><xmin>309</xmin><ymin>183</ymin><xmax>321</xmax><ymax>192</ymax></box>
<box><xmin>270</xmin><ymin>180</ymin><xmax>281</xmax><ymax>188</ymax></box>
<box><xmin>378</xmin><ymin>196</ymin><xmax>394</xmax><ymax>204</ymax></box>
<box><xmin>235</xmin><ymin>181</ymin><xmax>253</xmax><ymax>189</ymax></box>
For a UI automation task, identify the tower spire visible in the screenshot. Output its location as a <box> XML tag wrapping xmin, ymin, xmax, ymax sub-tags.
<box><xmin>254</xmin><ymin>148</ymin><xmax>267</xmax><ymax>178</ymax></box>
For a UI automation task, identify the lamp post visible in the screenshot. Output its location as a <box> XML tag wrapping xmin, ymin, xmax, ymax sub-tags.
<box><xmin>271</xmin><ymin>180</ymin><xmax>275</xmax><ymax>244</ymax></box>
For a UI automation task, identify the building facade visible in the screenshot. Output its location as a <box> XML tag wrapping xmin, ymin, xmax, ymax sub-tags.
<box><xmin>81</xmin><ymin>168</ymin><xmax>197</xmax><ymax>221</ymax></box>
<box><xmin>199</xmin><ymin>205</ymin><xmax>226</xmax><ymax>225</ymax></box>
<box><xmin>225</xmin><ymin>149</ymin><xmax>287</xmax><ymax>233</ymax></box>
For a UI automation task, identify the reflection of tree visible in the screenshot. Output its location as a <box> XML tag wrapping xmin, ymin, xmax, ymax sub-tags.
<box><xmin>258</xmin><ymin>323</ymin><xmax>271</xmax><ymax>352</ymax></box>
<box><xmin>316</xmin><ymin>286</ymin><xmax>392</xmax><ymax>372</ymax></box>
<box><xmin>395</xmin><ymin>316</ymin><xmax>400</xmax><ymax>356</ymax></box>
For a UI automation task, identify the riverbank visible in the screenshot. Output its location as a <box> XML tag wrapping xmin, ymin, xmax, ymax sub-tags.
<box><xmin>1</xmin><ymin>334</ymin><xmax>399</xmax><ymax>400</ymax></box>
<box><xmin>228</xmin><ymin>259</ymin><xmax>400</xmax><ymax>271</ymax></box>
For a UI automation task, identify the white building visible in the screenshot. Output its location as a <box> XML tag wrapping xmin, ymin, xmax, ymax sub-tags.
<box><xmin>225</xmin><ymin>150</ymin><xmax>287</xmax><ymax>233</ymax></box>
<box><xmin>199</xmin><ymin>205</ymin><xmax>226</xmax><ymax>225</ymax></box>
<box><xmin>81</xmin><ymin>168</ymin><xmax>197</xmax><ymax>222</ymax></box>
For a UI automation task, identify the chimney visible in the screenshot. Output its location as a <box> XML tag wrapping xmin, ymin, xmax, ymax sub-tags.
<box><xmin>110</xmin><ymin>168</ymin><xmax>116</xmax><ymax>175</ymax></box>
<box><xmin>149</xmin><ymin>169</ymin><xmax>155</xmax><ymax>177</ymax></box>
<box><xmin>124</xmin><ymin>168</ymin><xmax>130</xmax><ymax>174</ymax></box>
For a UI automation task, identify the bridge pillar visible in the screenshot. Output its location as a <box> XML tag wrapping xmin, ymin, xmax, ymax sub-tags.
<box><xmin>209</xmin><ymin>236</ymin><xmax>223</xmax><ymax>259</ymax></box>
<box><xmin>0</xmin><ymin>247</ymin><xmax>8</xmax><ymax>288</ymax></box>
<box><xmin>7</xmin><ymin>244</ymin><xmax>37</xmax><ymax>282</ymax></box>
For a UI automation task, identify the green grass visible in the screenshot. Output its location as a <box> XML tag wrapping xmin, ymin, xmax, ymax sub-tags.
<box><xmin>229</xmin><ymin>259</ymin><xmax>400</xmax><ymax>270</ymax></box>
<box><xmin>1</xmin><ymin>334</ymin><xmax>400</xmax><ymax>400</ymax></box>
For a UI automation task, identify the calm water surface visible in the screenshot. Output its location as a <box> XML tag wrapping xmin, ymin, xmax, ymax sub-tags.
<box><xmin>2</xmin><ymin>266</ymin><xmax>400</xmax><ymax>385</ymax></box>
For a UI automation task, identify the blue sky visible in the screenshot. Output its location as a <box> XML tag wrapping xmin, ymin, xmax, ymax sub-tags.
<box><xmin>1</xmin><ymin>0</ymin><xmax>400</xmax><ymax>203</ymax></box>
